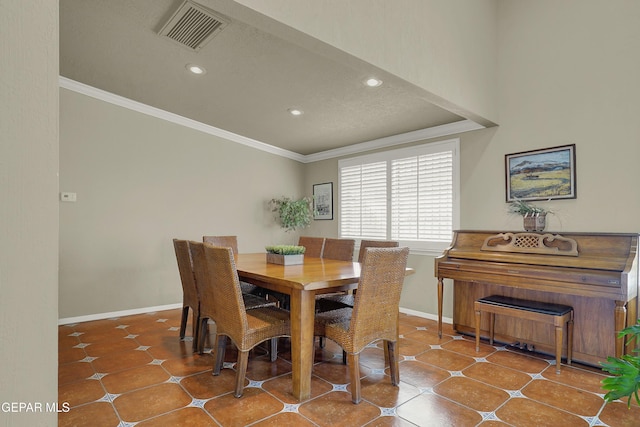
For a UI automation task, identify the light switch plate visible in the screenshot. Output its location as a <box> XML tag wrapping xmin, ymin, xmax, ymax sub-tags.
<box><xmin>60</xmin><ymin>192</ymin><xmax>77</xmax><ymax>202</ymax></box>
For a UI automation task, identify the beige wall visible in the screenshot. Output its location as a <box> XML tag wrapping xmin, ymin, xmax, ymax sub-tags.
<box><xmin>59</xmin><ymin>89</ymin><xmax>305</xmax><ymax>318</ymax></box>
<box><xmin>303</xmin><ymin>0</ymin><xmax>640</xmax><ymax>319</ymax></box>
<box><xmin>0</xmin><ymin>0</ymin><xmax>59</xmax><ymax>423</ymax></box>
<box><xmin>469</xmin><ymin>0</ymin><xmax>640</xmax><ymax>232</ymax></box>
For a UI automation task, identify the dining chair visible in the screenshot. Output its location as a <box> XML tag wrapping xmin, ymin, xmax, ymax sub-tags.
<box><xmin>314</xmin><ymin>238</ymin><xmax>356</xmax><ymax>317</ymax></box>
<box><xmin>357</xmin><ymin>239</ymin><xmax>400</xmax><ymax>262</ymax></box>
<box><xmin>189</xmin><ymin>241</ymin><xmax>279</xmax><ymax>355</ymax></box>
<box><xmin>173</xmin><ymin>239</ymin><xmax>201</xmax><ymax>351</ymax></box>
<box><xmin>322</xmin><ymin>238</ymin><xmax>355</xmax><ymax>261</ymax></box>
<box><xmin>203</xmin><ymin>235</ymin><xmax>239</xmax><ymax>253</ymax></box>
<box><xmin>298</xmin><ymin>236</ymin><xmax>325</xmax><ymax>258</ymax></box>
<box><xmin>318</xmin><ymin>239</ymin><xmax>401</xmax><ymax>312</ymax></box>
<box><xmin>203</xmin><ymin>235</ymin><xmax>261</xmax><ymax>296</ymax></box>
<box><xmin>314</xmin><ymin>246</ymin><xmax>410</xmax><ymax>404</ymax></box>
<box><xmin>203</xmin><ymin>244</ymin><xmax>291</xmax><ymax>398</ymax></box>
<box><xmin>203</xmin><ymin>235</ymin><xmax>288</xmax><ymax>309</ymax></box>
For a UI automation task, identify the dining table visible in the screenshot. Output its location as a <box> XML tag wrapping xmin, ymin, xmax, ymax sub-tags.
<box><xmin>234</xmin><ymin>253</ymin><xmax>362</xmax><ymax>401</ymax></box>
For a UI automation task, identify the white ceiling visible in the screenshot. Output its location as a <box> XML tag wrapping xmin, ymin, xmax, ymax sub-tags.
<box><xmin>59</xmin><ymin>0</ymin><xmax>472</xmax><ymax>157</ymax></box>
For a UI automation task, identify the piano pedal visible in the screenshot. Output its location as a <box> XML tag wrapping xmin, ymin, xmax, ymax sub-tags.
<box><xmin>509</xmin><ymin>341</ymin><xmax>535</xmax><ymax>352</ymax></box>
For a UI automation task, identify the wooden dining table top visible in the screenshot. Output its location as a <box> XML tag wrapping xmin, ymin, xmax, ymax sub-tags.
<box><xmin>234</xmin><ymin>253</ymin><xmax>363</xmax><ymax>294</ymax></box>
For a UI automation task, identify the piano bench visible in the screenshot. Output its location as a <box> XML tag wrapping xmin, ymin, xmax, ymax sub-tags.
<box><xmin>474</xmin><ymin>295</ymin><xmax>574</xmax><ymax>374</ymax></box>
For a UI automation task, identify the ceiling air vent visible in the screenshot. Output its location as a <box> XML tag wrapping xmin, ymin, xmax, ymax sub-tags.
<box><xmin>158</xmin><ymin>0</ymin><xmax>228</xmax><ymax>51</ymax></box>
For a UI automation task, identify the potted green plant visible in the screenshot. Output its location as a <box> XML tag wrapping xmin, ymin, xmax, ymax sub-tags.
<box><xmin>509</xmin><ymin>199</ymin><xmax>549</xmax><ymax>232</ymax></box>
<box><xmin>601</xmin><ymin>320</ymin><xmax>640</xmax><ymax>408</ymax></box>
<box><xmin>269</xmin><ymin>196</ymin><xmax>313</xmax><ymax>231</ymax></box>
<box><xmin>265</xmin><ymin>245</ymin><xmax>306</xmax><ymax>265</ymax></box>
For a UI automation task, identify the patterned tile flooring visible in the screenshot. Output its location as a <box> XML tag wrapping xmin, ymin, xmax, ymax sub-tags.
<box><xmin>58</xmin><ymin>309</ymin><xmax>640</xmax><ymax>426</ymax></box>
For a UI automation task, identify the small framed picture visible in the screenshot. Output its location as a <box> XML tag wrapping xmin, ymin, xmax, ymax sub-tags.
<box><xmin>505</xmin><ymin>144</ymin><xmax>576</xmax><ymax>202</ymax></box>
<box><xmin>313</xmin><ymin>182</ymin><xmax>333</xmax><ymax>220</ymax></box>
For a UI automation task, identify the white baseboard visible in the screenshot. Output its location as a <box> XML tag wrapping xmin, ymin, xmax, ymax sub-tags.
<box><xmin>400</xmin><ymin>307</ymin><xmax>453</xmax><ymax>325</ymax></box>
<box><xmin>58</xmin><ymin>303</ymin><xmax>183</xmax><ymax>325</ymax></box>
<box><xmin>58</xmin><ymin>303</ymin><xmax>452</xmax><ymax>326</ymax></box>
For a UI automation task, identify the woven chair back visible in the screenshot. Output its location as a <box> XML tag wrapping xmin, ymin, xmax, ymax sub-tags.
<box><xmin>202</xmin><ymin>244</ymin><xmax>249</xmax><ymax>336</ymax></box>
<box><xmin>203</xmin><ymin>235</ymin><xmax>239</xmax><ymax>254</ymax></box>
<box><xmin>188</xmin><ymin>241</ymin><xmax>220</xmax><ymax>323</ymax></box>
<box><xmin>357</xmin><ymin>240</ymin><xmax>399</xmax><ymax>263</ymax></box>
<box><xmin>298</xmin><ymin>236</ymin><xmax>325</xmax><ymax>258</ymax></box>
<box><xmin>349</xmin><ymin>247</ymin><xmax>409</xmax><ymax>350</ymax></box>
<box><xmin>173</xmin><ymin>239</ymin><xmax>199</xmax><ymax>309</ymax></box>
<box><xmin>322</xmin><ymin>238</ymin><xmax>355</xmax><ymax>261</ymax></box>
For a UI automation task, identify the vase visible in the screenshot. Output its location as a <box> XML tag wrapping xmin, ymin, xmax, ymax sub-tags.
<box><xmin>266</xmin><ymin>253</ymin><xmax>304</xmax><ymax>265</ymax></box>
<box><xmin>523</xmin><ymin>213</ymin><xmax>546</xmax><ymax>232</ymax></box>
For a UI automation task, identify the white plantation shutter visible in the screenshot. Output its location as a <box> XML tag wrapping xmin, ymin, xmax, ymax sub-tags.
<box><xmin>340</xmin><ymin>161</ymin><xmax>387</xmax><ymax>239</ymax></box>
<box><xmin>339</xmin><ymin>139</ymin><xmax>459</xmax><ymax>253</ymax></box>
<box><xmin>391</xmin><ymin>151</ymin><xmax>453</xmax><ymax>242</ymax></box>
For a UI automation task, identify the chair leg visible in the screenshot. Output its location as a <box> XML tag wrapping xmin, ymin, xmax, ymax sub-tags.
<box><xmin>191</xmin><ymin>312</ymin><xmax>200</xmax><ymax>352</ymax></box>
<box><xmin>387</xmin><ymin>341</ymin><xmax>399</xmax><ymax>386</ymax></box>
<box><xmin>179</xmin><ymin>306</ymin><xmax>189</xmax><ymax>338</ymax></box>
<box><xmin>270</xmin><ymin>338</ymin><xmax>278</xmax><ymax>362</ymax></box>
<box><xmin>347</xmin><ymin>353</ymin><xmax>361</xmax><ymax>404</ymax></box>
<box><xmin>198</xmin><ymin>318</ymin><xmax>209</xmax><ymax>354</ymax></box>
<box><xmin>234</xmin><ymin>350</ymin><xmax>250</xmax><ymax>398</ymax></box>
<box><xmin>213</xmin><ymin>335</ymin><xmax>227</xmax><ymax>376</ymax></box>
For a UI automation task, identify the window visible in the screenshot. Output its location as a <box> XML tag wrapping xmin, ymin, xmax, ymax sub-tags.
<box><xmin>339</xmin><ymin>139</ymin><xmax>459</xmax><ymax>254</ymax></box>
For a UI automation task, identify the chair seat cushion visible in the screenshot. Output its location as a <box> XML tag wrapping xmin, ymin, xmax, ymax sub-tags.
<box><xmin>315</xmin><ymin>294</ymin><xmax>354</xmax><ymax>312</ymax></box>
<box><xmin>243</xmin><ymin>293</ymin><xmax>278</xmax><ymax>310</ymax></box>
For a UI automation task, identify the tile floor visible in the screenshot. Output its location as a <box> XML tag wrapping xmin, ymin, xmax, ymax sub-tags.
<box><xmin>58</xmin><ymin>309</ymin><xmax>640</xmax><ymax>426</ymax></box>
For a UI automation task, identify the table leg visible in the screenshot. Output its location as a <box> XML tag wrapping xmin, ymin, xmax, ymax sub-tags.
<box><xmin>289</xmin><ymin>289</ymin><xmax>315</xmax><ymax>401</ymax></box>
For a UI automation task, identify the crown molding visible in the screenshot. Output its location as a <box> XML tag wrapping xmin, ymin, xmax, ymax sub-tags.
<box><xmin>58</xmin><ymin>77</ymin><xmax>306</xmax><ymax>162</ymax></box>
<box><xmin>59</xmin><ymin>76</ymin><xmax>484</xmax><ymax>164</ymax></box>
<box><xmin>303</xmin><ymin>120</ymin><xmax>484</xmax><ymax>163</ymax></box>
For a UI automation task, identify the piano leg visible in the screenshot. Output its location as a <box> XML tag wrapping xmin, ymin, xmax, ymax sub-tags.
<box><xmin>437</xmin><ymin>278</ymin><xmax>444</xmax><ymax>338</ymax></box>
<box><xmin>474</xmin><ymin>305</ymin><xmax>481</xmax><ymax>351</ymax></box>
<box><xmin>567</xmin><ymin>311</ymin><xmax>574</xmax><ymax>365</ymax></box>
<box><xmin>614</xmin><ymin>300</ymin><xmax>627</xmax><ymax>358</ymax></box>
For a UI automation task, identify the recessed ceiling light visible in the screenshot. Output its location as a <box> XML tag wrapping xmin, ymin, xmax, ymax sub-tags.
<box><xmin>364</xmin><ymin>77</ymin><xmax>383</xmax><ymax>87</ymax></box>
<box><xmin>288</xmin><ymin>108</ymin><xmax>304</xmax><ymax>116</ymax></box>
<box><xmin>186</xmin><ymin>64</ymin><xmax>206</xmax><ymax>75</ymax></box>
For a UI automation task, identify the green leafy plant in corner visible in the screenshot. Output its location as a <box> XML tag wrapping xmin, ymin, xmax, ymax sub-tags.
<box><xmin>265</xmin><ymin>245</ymin><xmax>306</xmax><ymax>255</ymax></box>
<box><xmin>269</xmin><ymin>196</ymin><xmax>313</xmax><ymax>232</ymax></box>
<box><xmin>600</xmin><ymin>320</ymin><xmax>640</xmax><ymax>408</ymax></box>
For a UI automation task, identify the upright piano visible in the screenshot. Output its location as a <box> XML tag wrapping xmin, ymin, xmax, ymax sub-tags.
<box><xmin>435</xmin><ymin>230</ymin><xmax>639</xmax><ymax>366</ymax></box>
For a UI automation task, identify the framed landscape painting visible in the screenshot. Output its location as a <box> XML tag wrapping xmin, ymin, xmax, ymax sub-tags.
<box><xmin>505</xmin><ymin>144</ymin><xmax>576</xmax><ymax>202</ymax></box>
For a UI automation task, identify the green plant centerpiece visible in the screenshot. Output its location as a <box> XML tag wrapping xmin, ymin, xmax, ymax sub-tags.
<box><xmin>265</xmin><ymin>245</ymin><xmax>306</xmax><ymax>265</ymax></box>
<box><xmin>601</xmin><ymin>320</ymin><xmax>640</xmax><ymax>408</ymax></box>
<box><xmin>269</xmin><ymin>196</ymin><xmax>313</xmax><ymax>232</ymax></box>
<box><xmin>509</xmin><ymin>199</ymin><xmax>549</xmax><ymax>232</ymax></box>
<box><xmin>265</xmin><ymin>245</ymin><xmax>306</xmax><ymax>255</ymax></box>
